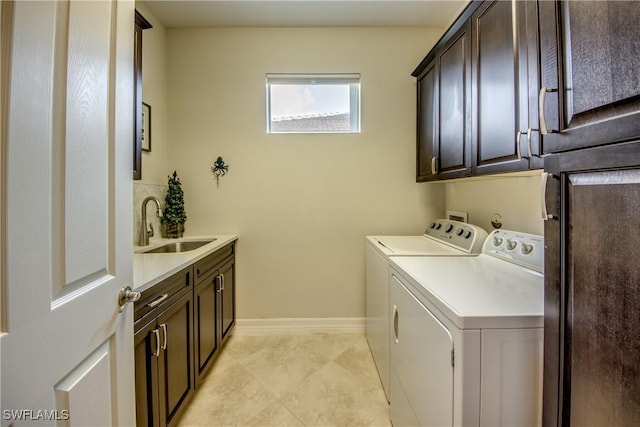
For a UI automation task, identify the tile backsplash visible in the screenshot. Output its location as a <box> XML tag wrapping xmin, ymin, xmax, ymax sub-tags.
<box><xmin>133</xmin><ymin>183</ymin><xmax>167</xmax><ymax>246</ymax></box>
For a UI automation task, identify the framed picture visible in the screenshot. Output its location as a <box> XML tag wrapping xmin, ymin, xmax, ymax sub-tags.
<box><xmin>141</xmin><ymin>102</ymin><xmax>151</xmax><ymax>152</ymax></box>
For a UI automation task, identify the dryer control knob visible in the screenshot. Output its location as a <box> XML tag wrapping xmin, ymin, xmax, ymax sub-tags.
<box><xmin>435</xmin><ymin>223</ymin><xmax>442</xmax><ymax>229</ymax></box>
<box><xmin>445</xmin><ymin>224</ymin><xmax>454</xmax><ymax>233</ymax></box>
<box><xmin>456</xmin><ymin>228</ymin><xmax>464</xmax><ymax>236</ymax></box>
<box><xmin>507</xmin><ymin>240</ymin><xmax>518</xmax><ymax>250</ymax></box>
<box><xmin>430</xmin><ymin>222</ymin><xmax>436</xmax><ymax>229</ymax></box>
<box><xmin>521</xmin><ymin>243</ymin><xmax>534</xmax><ymax>255</ymax></box>
<box><xmin>465</xmin><ymin>231</ymin><xmax>472</xmax><ymax>239</ymax></box>
<box><xmin>493</xmin><ymin>236</ymin><xmax>504</xmax><ymax>246</ymax></box>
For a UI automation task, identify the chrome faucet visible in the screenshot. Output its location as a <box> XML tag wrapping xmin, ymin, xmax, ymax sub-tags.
<box><xmin>139</xmin><ymin>196</ymin><xmax>163</xmax><ymax>246</ymax></box>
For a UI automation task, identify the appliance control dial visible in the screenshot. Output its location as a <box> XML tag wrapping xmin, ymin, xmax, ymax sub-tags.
<box><xmin>445</xmin><ymin>224</ymin><xmax>454</xmax><ymax>233</ymax></box>
<box><xmin>521</xmin><ymin>243</ymin><xmax>534</xmax><ymax>255</ymax></box>
<box><xmin>430</xmin><ymin>222</ymin><xmax>436</xmax><ymax>229</ymax></box>
<box><xmin>435</xmin><ymin>223</ymin><xmax>442</xmax><ymax>229</ymax></box>
<box><xmin>493</xmin><ymin>236</ymin><xmax>504</xmax><ymax>246</ymax></box>
<box><xmin>507</xmin><ymin>240</ymin><xmax>518</xmax><ymax>250</ymax></box>
<box><xmin>465</xmin><ymin>231</ymin><xmax>472</xmax><ymax>239</ymax></box>
<box><xmin>456</xmin><ymin>228</ymin><xmax>464</xmax><ymax>236</ymax></box>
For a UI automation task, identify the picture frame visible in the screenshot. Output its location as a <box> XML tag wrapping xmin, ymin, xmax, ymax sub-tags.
<box><xmin>141</xmin><ymin>102</ymin><xmax>151</xmax><ymax>152</ymax></box>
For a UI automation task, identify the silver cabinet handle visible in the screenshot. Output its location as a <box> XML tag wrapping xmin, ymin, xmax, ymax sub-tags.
<box><xmin>539</xmin><ymin>87</ymin><xmax>557</xmax><ymax>135</ymax></box>
<box><xmin>541</xmin><ymin>172</ymin><xmax>555</xmax><ymax>220</ymax></box>
<box><xmin>215</xmin><ymin>275</ymin><xmax>221</xmax><ymax>293</ymax></box>
<box><xmin>516</xmin><ymin>131</ymin><xmax>523</xmax><ymax>160</ymax></box>
<box><xmin>147</xmin><ymin>293</ymin><xmax>169</xmax><ymax>308</ymax></box>
<box><xmin>526</xmin><ymin>128</ymin><xmax>533</xmax><ymax>158</ymax></box>
<box><xmin>431</xmin><ymin>156</ymin><xmax>438</xmax><ymax>175</ymax></box>
<box><xmin>160</xmin><ymin>323</ymin><xmax>167</xmax><ymax>351</ymax></box>
<box><xmin>220</xmin><ymin>274</ymin><xmax>225</xmax><ymax>291</ymax></box>
<box><xmin>118</xmin><ymin>285</ymin><xmax>140</xmax><ymax>313</ymax></box>
<box><xmin>393</xmin><ymin>305</ymin><xmax>399</xmax><ymax>344</ymax></box>
<box><xmin>151</xmin><ymin>328</ymin><xmax>160</xmax><ymax>357</ymax></box>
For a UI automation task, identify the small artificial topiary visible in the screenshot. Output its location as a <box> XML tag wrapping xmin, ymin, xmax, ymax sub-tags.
<box><xmin>162</xmin><ymin>171</ymin><xmax>187</xmax><ymax>237</ymax></box>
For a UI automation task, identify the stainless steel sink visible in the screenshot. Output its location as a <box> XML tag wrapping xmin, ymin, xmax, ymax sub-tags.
<box><xmin>140</xmin><ymin>239</ymin><xmax>216</xmax><ymax>254</ymax></box>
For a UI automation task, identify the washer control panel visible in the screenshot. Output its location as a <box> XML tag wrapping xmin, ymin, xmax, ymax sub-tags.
<box><xmin>482</xmin><ymin>229</ymin><xmax>544</xmax><ymax>272</ymax></box>
<box><xmin>424</xmin><ymin>219</ymin><xmax>488</xmax><ymax>254</ymax></box>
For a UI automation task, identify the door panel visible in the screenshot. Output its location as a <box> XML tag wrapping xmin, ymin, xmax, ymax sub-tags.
<box><xmin>472</xmin><ymin>0</ymin><xmax>534</xmax><ymax>174</ymax></box>
<box><xmin>539</xmin><ymin>1</ymin><xmax>640</xmax><ymax>152</ymax></box>
<box><xmin>390</xmin><ymin>275</ymin><xmax>454</xmax><ymax>427</ymax></box>
<box><xmin>475</xmin><ymin>0</ymin><xmax>517</xmax><ymax>162</ymax></box>
<box><xmin>544</xmin><ymin>142</ymin><xmax>640</xmax><ymax>426</ymax></box>
<box><xmin>157</xmin><ymin>292</ymin><xmax>193</xmax><ymax>427</ymax></box>
<box><xmin>195</xmin><ymin>272</ymin><xmax>218</xmax><ymax>380</ymax></box>
<box><xmin>63</xmin><ymin>0</ymin><xmax>112</xmax><ymax>288</ymax></box>
<box><xmin>416</xmin><ymin>61</ymin><xmax>437</xmax><ymax>181</ymax></box>
<box><xmin>55</xmin><ymin>341</ymin><xmax>114</xmax><ymax>426</ymax></box>
<box><xmin>438</xmin><ymin>23</ymin><xmax>471</xmax><ymax>177</ymax></box>
<box><xmin>1</xmin><ymin>1</ymin><xmax>135</xmax><ymax>425</ymax></box>
<box><xmin>220</xmin><ymin>258</ymin><xmax>235</xmax><ymax>341</ymax></box>
<box><xmin>565</xmin><ymin>170</ymin><xmax>640</xmax><ymax>425</ymax></box>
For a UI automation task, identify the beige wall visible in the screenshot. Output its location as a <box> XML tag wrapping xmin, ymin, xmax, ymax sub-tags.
<box><xmin>136</xmin><ymin>3</ymin><xmax>170</xmax><ymax>185</ymax></box>
<box><xmin>443</xmin><ymin>171</ymin><xmax>544</xmax><ymax>236</ymax></box>
<box><xmin>166</xmin><ymin>27</ymin><xmax>445</xmax><ymax>318</ymax></box>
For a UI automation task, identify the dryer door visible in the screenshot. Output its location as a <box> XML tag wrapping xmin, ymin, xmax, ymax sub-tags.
<box><xmin>390</xmin><ymin>274</ymin><xmax>454</xmax><ymax>427</ymax></box>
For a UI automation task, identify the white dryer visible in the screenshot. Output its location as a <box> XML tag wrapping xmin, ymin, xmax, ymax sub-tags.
<box><xmin>365</xmin><ymin>219</ymin><xmax>487</xmax><ymax>401</ymax></box>
<box><xmin>389</xmin><ymin>229</ymin><xmax>544</xmax><ymax>427</ymax></box>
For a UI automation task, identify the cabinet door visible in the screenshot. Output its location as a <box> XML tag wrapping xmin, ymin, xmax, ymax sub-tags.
<box><xmin>539</xmin><ymin>1</ymin><xmax>640</xmax><ymax>153</ymax></box>
<box><xmin>436</xmin><ymin>21</ymin><xmax>472</xmax><ymax>179</ymax></box>
<box><xmin>416</xmin><ymin>61</ymin><xmax>438</xmax><ymax>182</ymax></box>
<box><xmin>194</xmin><ymin>271</ymin><xmax>219</xmax><ymax>383</ymax></box>
<box><xmin>471</xmin><ymin>0</ymin><xmax>540</xmax><ymax>174</ymax></box>
<box><xmin>135</xmin><ymin>320</ymin><xmax>161</xmax><ymax>427</ymax></box>
<box><xmin>543</xmin><ymin>142</ymin><xmax>640</xmax><ymax>426</ymax></box>
<box><xmin>219</xmin><ymin>258</ymin><xmax>236</xmax><ymax>343</ymax></box>
<box><xmin>157</xmin><ymin>291</ymin><xmax>194</xmax><ymax>427</ymax></box>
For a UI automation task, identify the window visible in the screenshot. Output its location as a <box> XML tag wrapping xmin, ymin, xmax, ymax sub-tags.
<box><xmin>266</xmin><ymin>74</ymin><xmax>361</xmax><ymax>134</ymax></box>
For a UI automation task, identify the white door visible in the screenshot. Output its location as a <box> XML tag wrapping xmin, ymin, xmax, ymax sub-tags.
<box><xmin>390</xmin><ymin>275</ymin><xmax>454</xmax><ymax>427</ymax></box>
<box><xmin>1</xmin><ymin>1</ymin><xmax>135</xmax><ymax>426</ymax></box>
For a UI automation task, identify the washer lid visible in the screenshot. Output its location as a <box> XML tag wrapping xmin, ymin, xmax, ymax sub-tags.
<box><xmin>390</xmin><ymin>254</ymin><xmax>543</xmax><ymax>329</ymax></box>
<box><xmin>368</xmin><ymin>235</ymin><xmax>469</xmax><ymax>256</ymax></box>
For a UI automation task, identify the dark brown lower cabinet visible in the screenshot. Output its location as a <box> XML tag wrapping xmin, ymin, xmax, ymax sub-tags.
<box><xmin>543</xmin><ymin>141</ymin><xmax>640</xmax><ymax>426</ymax></box>
<box><xmin>134</xmin><ymin>265</ymin><xmax>195</xmax><ymax>427</ymax></box>
<box><xmin>194</xmin><ymin>251</ymin><xmax>236</xmax><ymax>384</ymax></box>
<box><xmin>135</xmin><ymin>289</ymin><xmax>194</xmax><ymax>427</ymax></box>
<box><xmin>135</xmin><ymin>243</ymin><xmax>236</xmax><ymax>426</ymax></box>
<box><xmin>194</xmin><ymin>270</ymin><xmax>219</xmax><ymax>381</ymax></box>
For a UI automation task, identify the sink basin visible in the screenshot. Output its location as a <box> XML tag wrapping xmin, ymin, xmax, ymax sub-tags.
<box><xmin>140</xmin><ymin>239</ymin><xmax>216</xmax><ymax>254</ymax></box>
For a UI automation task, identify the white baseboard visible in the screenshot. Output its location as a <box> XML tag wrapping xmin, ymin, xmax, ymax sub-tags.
<box><xmin>233</xmin><ymin>317</ymin><xmax>366</xmax><ymax>336</ymax></box>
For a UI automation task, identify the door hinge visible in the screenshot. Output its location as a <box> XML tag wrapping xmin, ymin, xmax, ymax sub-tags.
<box><xmin>451</xmin><ymin>348</ymin><xmax>455</xmax><ymax>368</ymax></box>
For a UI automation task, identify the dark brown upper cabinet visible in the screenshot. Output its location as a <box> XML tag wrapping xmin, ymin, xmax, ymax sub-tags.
<box><xmin>413</xmin><ymin>0</ymin><xmax>542</xmax><ymax>182</ymax></box>
<box><xmin>539</xmin><ymin>1</ymin><xmax>640</xmax><ymax>153</ymax></box>
<box><xmin>414</xmin><ymin>18</ymin><xmax>472</xmax><ymax>181</ymax></box>
<box><xmin>134</xmin><ymin>11</ymin><xmax>152</xmax><ymax>180</ymax></box>
<box><xmin>471</xmin><ymin>0</ymin><xmax>543</xmax><ymax>175</ymax></box>
<box><xmin>416</xmin><ymin>60</ymin><xmax>437</xmax><ymax>181</ymax></box>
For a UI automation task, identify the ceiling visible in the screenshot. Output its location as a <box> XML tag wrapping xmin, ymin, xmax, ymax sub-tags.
<box><xmin>138</xmin><ymin>0</ymin><xmax>469</xmax><ymax>28</ymax></box>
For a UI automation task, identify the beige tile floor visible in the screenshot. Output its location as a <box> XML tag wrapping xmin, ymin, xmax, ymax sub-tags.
<box><xmin>177</xmin><ymin>334</ymin><xmax>391</xmax><ymax>427</ymax></box>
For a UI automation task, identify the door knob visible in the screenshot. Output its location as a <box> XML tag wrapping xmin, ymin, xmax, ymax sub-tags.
<box><xmin>118</xmin><ymin>286</ymin><xmax>141</xmax><ymax>313</ymax></box>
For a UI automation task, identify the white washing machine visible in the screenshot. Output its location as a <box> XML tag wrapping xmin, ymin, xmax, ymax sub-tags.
<box><xmin>389</xmin><ymin>229</ymin><xmax>544</xmax><ymax>427</ymax></box>
<box><xmin>365</xmin><ymin>219</ymin><xmax>488</xmax><ymax>401</ymax></box>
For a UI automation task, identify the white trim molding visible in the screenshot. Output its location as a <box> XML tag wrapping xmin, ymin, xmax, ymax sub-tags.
<box><xmin>233</xmin><ymin>317</ymin><xmax>366</xmax><ymax>336</ymax></box>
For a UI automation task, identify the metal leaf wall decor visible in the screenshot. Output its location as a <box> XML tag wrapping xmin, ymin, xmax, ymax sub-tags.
<box><xmin>211</xmin><ymin>156</ymin><xmax>229</xmax><ymax>187</ymax></box>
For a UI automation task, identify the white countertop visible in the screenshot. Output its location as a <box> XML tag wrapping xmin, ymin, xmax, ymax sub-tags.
<box><xmin>133</xmin><ymin>234</ymin><xmax>238</xmax><ymax>292</ymax></box>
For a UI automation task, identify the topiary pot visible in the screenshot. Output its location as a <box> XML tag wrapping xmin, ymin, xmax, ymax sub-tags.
<box><xmin>163</xmin><ymin>222</ymin><xmax>184</xmax><ymax>239</ymax></box>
